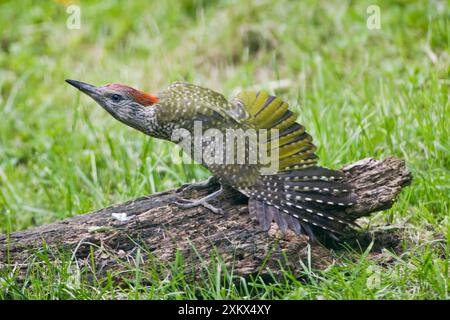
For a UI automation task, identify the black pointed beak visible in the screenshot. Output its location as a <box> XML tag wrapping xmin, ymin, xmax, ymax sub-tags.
<box><xmin>66</xmin><ymin>79</ymin><xmax>101</xmax><ymax>98</ymax></box>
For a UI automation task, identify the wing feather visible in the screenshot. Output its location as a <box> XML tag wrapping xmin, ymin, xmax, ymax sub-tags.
<box><xmin>232</xmin><ymin>90</ymin><xmax>318</xmax><ymax>171</ymax></box>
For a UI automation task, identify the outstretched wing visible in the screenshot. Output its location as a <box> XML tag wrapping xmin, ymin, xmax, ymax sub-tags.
<box><xmin>231</xmin><ymin>90</ymin><xmax>318</xmax><ymax>172</ymax></box>
<box><xmin>232</xmin><ymin>91</ymin><xmax>357</xmax><ymax>239</ymax></box>
<box><xmin>159</xmin><ymin>83</ymin><xmax>318</xmax><ymax>174</ymax></box>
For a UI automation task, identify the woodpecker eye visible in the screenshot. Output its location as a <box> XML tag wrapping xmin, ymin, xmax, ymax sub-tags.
<box><xmin>111</xmin><ymin>94</ymin><xmax>122</xmax><ymax>102</ymax></box>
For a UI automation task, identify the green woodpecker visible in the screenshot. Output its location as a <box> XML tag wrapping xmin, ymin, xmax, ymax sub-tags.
<box><xmin>66</xmin><ymin>80</ymin><xmax>357</xmax><ymax>241</ymax></box>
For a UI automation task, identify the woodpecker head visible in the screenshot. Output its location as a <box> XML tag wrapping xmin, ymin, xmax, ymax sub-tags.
<box><xmin>66</xmin><ymin>79</ymin><xmax>159</xmax><ymax>133</ymax></box>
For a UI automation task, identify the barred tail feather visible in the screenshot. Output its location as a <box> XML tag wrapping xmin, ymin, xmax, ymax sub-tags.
<box><xmin>249</xmin><ymin>198</ymin><xmax>303</xmax><ymax>235</ymax></box>
<box><xmin>249</xmin><ymin>166</ymin><xmax>357</xmax><ymax>240</ymax></box>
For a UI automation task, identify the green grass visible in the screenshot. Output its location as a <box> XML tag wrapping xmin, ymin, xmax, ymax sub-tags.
<box><xmin>0</xmin><ymin>0</ymin><xmax>448</xmax><ymax>299</ymax></box>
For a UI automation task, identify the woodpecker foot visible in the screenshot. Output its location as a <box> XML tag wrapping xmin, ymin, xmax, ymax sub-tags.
<box><xmin>177</xmin><ymin>176</ymin><xmax>219</xmax><ymax>194</ymax></box>
<box><xmin>175</xmin><ymin>186</ymin><xmax>224</xmax><ymax>215</ymax></box>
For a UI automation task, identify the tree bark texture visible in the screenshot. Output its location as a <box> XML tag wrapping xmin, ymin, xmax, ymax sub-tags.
<box><xmin>0</xmin><ymin>157</ymin><xmax>412</xmax><ymax>281</ymax></box>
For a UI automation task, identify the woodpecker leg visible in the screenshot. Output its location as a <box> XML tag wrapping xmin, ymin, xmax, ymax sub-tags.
<box><xmin>175</xmin><ymin>186</ymin><xmax>224</xmax><ymax>215</ymax></box>
<box><xmin>177</xmin><ymin>176</ymin><xmax>219</xmax><ymax>194</ymax></box>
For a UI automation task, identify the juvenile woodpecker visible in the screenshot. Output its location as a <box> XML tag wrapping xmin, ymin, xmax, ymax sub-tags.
<box><xmin>66</xmin><ymin>80</ymin><xmax>357</xmax><ymax>240</ymax></box>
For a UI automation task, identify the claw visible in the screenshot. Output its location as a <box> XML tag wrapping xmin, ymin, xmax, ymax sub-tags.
<box><xmin>175</xmin><ymin>186</ymin><xmax>225</xmax><ymax>215</ymax></box>
<box><xmin>177</xmin><ymin>176</ymin><xmax>218</xmax><ymax>194</ymax></box>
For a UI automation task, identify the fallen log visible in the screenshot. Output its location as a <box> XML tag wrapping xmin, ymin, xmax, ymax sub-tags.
<box><xmin>0</xmin><ymin>157</ymin><xmax>412</xmax><ymax>281</ymax></box>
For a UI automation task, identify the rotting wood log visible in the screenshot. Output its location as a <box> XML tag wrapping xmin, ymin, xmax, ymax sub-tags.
<box><xmin>0</xmin><ymin>157</ymin><xmax>412</xmax><ymax>281</ymax></box>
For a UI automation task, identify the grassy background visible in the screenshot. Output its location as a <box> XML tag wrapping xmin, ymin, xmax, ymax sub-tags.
<box><xmin>0</xmin><ymin>0</ymin><xmax>448</xmax><ymax>299</ymax></box>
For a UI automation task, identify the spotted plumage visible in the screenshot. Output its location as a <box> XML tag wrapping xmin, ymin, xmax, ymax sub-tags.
<box><xmin>66</xmin><ymin>80</ymin><xmax>358</xmax><ymax>240</ymax></box>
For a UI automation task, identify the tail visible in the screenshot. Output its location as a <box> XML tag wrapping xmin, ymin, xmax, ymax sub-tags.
<box><xmin>248</xmin><ymin>166</ymin><xmax>357</xmax><ymax>241</ymax></box>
